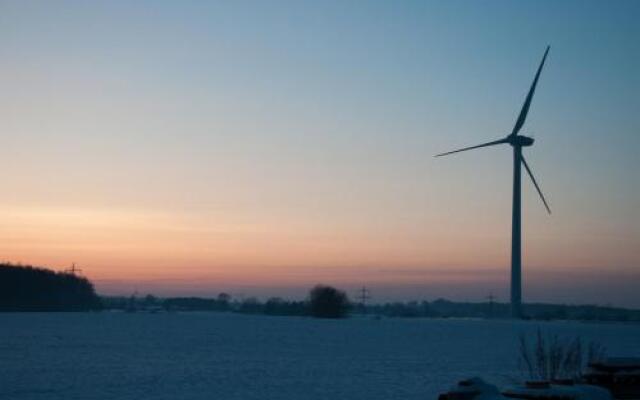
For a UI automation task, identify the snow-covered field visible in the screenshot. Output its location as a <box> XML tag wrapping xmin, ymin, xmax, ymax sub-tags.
<box><xmin>1</xmin><ymin>312</ymin><xmax>639</xmax><ymax>400</ymax></box>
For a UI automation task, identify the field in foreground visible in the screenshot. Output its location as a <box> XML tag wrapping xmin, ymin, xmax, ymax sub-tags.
<box><xmin>1</xmin><ymin>313</ymin><xmax>639</xmax><ymax>400</ymax></box>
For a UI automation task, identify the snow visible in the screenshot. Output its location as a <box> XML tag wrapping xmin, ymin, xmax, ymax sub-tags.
<box><xmin>1</xmin><ymin>312</ymin><xmax>639</xmax><ymax>400</ymax></box>
<box><xmin>503</xmin><ymin>384</ymin><xmax>612</xmax><ymax>400</ymax></box>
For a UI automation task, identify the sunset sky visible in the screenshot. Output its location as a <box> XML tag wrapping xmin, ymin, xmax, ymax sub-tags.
<box><xmin>1</xmin><ymin>1</ymin><xmax>638</xmax><ymax>306</ymax></box>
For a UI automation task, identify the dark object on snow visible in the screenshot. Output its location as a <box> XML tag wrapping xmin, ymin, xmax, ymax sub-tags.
<box><xmin>503</xmin><ymin>381</ymin><xmax>612</xmax><ymax>400</ymax></box>
<box><xmin>583</xmin><ymin>358</ymin><xmax>640</xmax><ymax>399</ymax></box>
<box><xmin>439</xmin><ymin>378</ymin><xmax>612</xmax><ymax>400</ymax></box>
<box><xmin>308</xmin><ymin>285</ymin><xmax>350</xmax><ymax>318</ymax></box>
<box><xmin>525</xmin><ymin>381</ymin><xmax>551</xmax><ymax>389</ymax></box>
<box><xmin>438</xmin><ymin>377</ymin><xmax>507</xmax><ymax>400</ymax></box>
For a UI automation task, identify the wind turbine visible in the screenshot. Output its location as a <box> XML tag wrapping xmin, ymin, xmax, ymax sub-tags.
<box><xmin>436</xmin><ymin>46</ymin><xmax>551</xmax><ymax>319</ymax></box>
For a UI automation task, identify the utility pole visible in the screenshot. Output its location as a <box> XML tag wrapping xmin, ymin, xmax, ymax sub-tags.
<box><xmin>357</xmin><ymin>286</ymin><xmax>370</xmax><ymax>314</ymax></box>
<box><xmin>486</xmin><ymin>293</ymin><xmax>496</xmax><ymax>318</ymax></box>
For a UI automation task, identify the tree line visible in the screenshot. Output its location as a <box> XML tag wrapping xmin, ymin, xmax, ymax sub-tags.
<box><xmin>104</xmin><ymin>285</ymin><xmax>351</xmax><ymax>318</ymax></box>
<box><xmin>0</xmin><ymin>263</ymin><xmax>102</xmax><ymax>311</ymax></box>
<box><xmin>104</xmin><ymin>290</ymin><xmax>640</xmax><ymax>321</ymax></box>
<box><xmin>3</xmin><ymin>262</ymin><xmax>639</xmax><ymax>321</ymax></box>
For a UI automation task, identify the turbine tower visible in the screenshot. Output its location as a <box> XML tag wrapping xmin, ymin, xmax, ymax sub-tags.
<box><xmin>436</xmin><ymin>46</ymin><xmax>551</xmax><ymax>319</ymax></box>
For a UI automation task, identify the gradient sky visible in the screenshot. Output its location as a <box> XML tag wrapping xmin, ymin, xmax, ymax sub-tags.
<box><xmin>1</xmin><ymin>0</ymin><xmax>639</xmax><ymax>306</ymax></box>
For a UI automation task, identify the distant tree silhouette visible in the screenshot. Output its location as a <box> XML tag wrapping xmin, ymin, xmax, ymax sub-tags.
<box><xmin>217</xmin><ymin>292</ymin><xmax>231</xmax><ymax>310</ymax></box>
<box><xmin>262</xmin><ymin>297</ymin><xmax>306</xmax><ymax>316</ymax></box>
<box><xmin>163</xmin><ymin>296</ymin><xmax>230</xmax><ymax>311</ymax></box>
<box><xmin>0</xmin><ymin>263</ymin><xmax>101</xmax><ymax>311</ymax></box>
<box><xmin>237</xmin><ymin>297</ymin><xmax>263</xmax><ymax>314</ymax></box>
<box><xmin>308</xmin><ymin>285</ymin><xmax>350</xmax><ymax>318</ymax></box>
<box><xmin>143</xmin><ymin>294</ymin><xmax>157</xmax><ymax>306</ymax></box>
<box><xmin>264</xmin><ymin>297</ymin><xmax>285</xmax><ymax>315</ymax></box>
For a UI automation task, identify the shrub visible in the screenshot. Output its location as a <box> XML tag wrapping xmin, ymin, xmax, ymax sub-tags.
<box><xmin>518</xmin><ymin>328</ymin><xmax>606</xmax><ymax>380</ymax></box>
<box><xmin>308</xmin><ymin>285</ymin><xmax>350</xmax><ymax>318</ymax></box>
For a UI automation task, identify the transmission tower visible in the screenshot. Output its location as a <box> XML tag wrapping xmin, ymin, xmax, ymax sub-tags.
<box><xmin>356</xmin><ymin>286</ymin><xmax>371</xmax><ymax>314</ymax></box>
<box><xmin>65</xmin><ymin>262</ymin><xmax>83</xmax><ymax>275</ymax></box>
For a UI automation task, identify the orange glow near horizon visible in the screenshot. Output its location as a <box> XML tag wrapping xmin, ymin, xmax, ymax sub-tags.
<box><xmin>1</xmin><ymin>204</ymin><xmax>637</xmax><ymax>297</ymax></box>
<box><xmin>2</xmin><ymin>204</ymin><xmax>498</xmax><ymax>280</ymax></box>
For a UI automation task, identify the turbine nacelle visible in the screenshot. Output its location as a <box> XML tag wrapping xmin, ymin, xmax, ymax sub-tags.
<box><xmin>508</xmin><ymin>135</ymin><xmax>534</xmax><ymax>147</ymax></box>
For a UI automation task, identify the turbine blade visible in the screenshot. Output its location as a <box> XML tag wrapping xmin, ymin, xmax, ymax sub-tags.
<box><xmin>435</xmin><ymin>138</ymin><xmax>508</xmax><ymax>157</ymax></box>
<box><xmin>510</xmin><ymin>46</ymin><xmax>550</xmax><ymax>137</ymax></box>
<box><xmin>521</xmin><ymin>155</ymin><xmax>551</xmax><ymax>214</ymax></box>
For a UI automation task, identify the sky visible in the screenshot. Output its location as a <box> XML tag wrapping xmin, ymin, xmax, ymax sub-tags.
<box><xmin>1</xmin><ymin>0</ymin><xmax>639</xmax><ymax>306</ymax></box>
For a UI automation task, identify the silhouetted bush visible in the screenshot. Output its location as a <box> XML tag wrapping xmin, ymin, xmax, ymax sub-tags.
<box><xmin>518</xmin><ymin>329</ymin><xmax>607</xmax><ymax>380</ymax></box>
<box><xmin>309</xmin><ymin>285</ymin><xmax>350</xmax><ymax>318</ymax></box>
<box><xmin>0</xmin><ymin>263</ymin><xmax>102</xmax><ymax>311</ymax></box>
